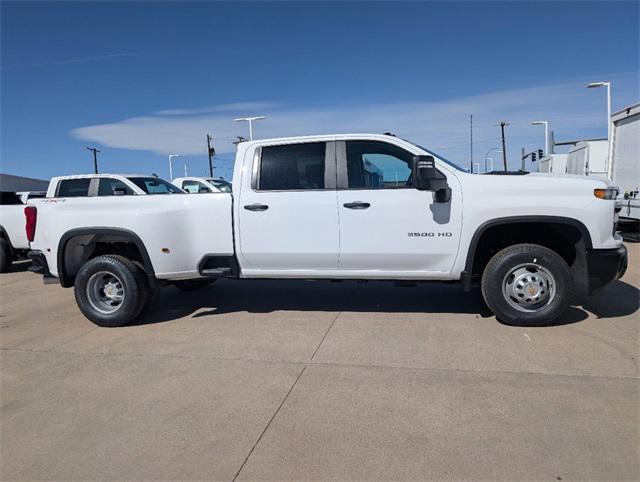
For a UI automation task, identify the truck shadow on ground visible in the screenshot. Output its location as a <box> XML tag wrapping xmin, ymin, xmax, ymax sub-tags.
<box><xmin>132</xmin><ymin>278</ymin><xmax>639</xmax><ymax>328</ymax></box>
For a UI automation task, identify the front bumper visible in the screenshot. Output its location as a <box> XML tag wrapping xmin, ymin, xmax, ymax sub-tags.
<box><xmin>586</xmin><ymin>245</ymin><xmax>628</xmax><ymax>293</ymax></box>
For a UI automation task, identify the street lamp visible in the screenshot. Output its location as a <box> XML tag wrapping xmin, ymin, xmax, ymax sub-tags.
<box><xmin>168</xmin><ymin>154</ymin><xmax>180</xmax><ymax>181</ymax></box>
<box><xmin>587</xmin><ymin>81</ymin><xmax>612</xmax><ymax>178</ymax></box>
<box><xmin>531</xmin><ymin>120</ymin><xmax>549</xmax><ymax>155</ymax></box>
<box><xmin>234</xmin><ymin>116</ymin><xmax>266</xmax><ymax>141</ymax></box>
<box><xmin>484</xmin><ymin>147</ymin><xmax>502</xmax><ymax>173</ymax></box>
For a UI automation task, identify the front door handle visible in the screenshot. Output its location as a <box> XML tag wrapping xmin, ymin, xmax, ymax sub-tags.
<box><xmin>244</xmin><ymin>203</ymin><xmax>269</xmax><ymax>212</ymax></box>
<box><xmin>343</xmin><ymin>201</ymin><xmax>371</xmax><ymax>210</ymax></box>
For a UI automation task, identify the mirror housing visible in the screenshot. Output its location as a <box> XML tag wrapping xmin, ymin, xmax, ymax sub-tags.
<box><xmin>412</xmin><ymin>155</ymin><xmax>450</xmax><ymax>203</ymax></box>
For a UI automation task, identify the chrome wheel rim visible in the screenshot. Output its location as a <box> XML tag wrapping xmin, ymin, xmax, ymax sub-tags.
<box><xmin>86</xmin><ymin>271</ymin><xmax>125</xmax><ymax>314</ymax></box>
<box><xmin>502</xmin><ymin>263</ymin><xmax>556</xmax><ymax>312</ymax></box>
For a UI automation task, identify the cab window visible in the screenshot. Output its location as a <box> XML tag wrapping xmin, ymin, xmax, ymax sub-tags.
<box><xmin>259</xmin><ymin>142</ymin><xmax>326</xmax><ymax>191</ymax></box>
<box><xmin>182</xmin><ymin>180</ymin><xmax>211</xmax><ymax>193</ymax></box>
<box><xmin>346</xmin><ymin>141</ymin><xmax>413</xmax><ymax>189</ymax></box>
<box><xmin>98</xmin><ymin>179</ymin><xmax>134</xmax><ymax>196</ymax></box>
<box><xmin>57</xmin><ymin>178</ymin><xmax>91</xmax><ymax>197</ymax></box>
<box><xmin>127</xmin><ymin>177</ymin><xmax>183</xmax><ymax>194</ymax></box>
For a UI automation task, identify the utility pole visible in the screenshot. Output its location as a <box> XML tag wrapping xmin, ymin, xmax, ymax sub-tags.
<box><xmin>206</xmin><ymin>134</ymin><xmax>215</xmax><ymax>178</ymax></box>
<box><xmin>521</xmin><ymin>147</ymin><xmax>526</xmax><ymax>172</ymax></box>
<box><xmin>470</xmin><ymin>114</ymin><xmax>473</xmax><ymax>173</ymax></box>
<box><xmin>499</xmin><ymin>121</ymin><xmax>509</xmax><ymax>171</ymax></box>
<box><xmin>86</xmin><ymin>147</ymin><xmax>100</xmax><ymax>174</ymax></box>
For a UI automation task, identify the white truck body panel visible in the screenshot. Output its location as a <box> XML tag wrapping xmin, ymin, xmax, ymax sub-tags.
<box><xmin>566</xmin><ymin>140</ymin><xmax>608</xmax><ymax>178</ymax></box>
<box><xmin>30</xmin><ymin>133</ymin><xmax>622</xmax><ymax>283</ymax></box>
<box><xmin>539</xmin><ymin>154</ymin><xmax>568</xmax><ymax>174</ymax></box>
<box><xmin>0</xmin><ymin>205</ymin><xmax>29</xmax><ymax>250</ymax></box>
<box><xmin>611</xmin><ymin>103</ymin><xmax>640</xmax><ymax>220</ymax></box>
<box><xmin>33</xmin><ymin>194</ymin><xmax>233</xmax><ymax>279</ymax></box>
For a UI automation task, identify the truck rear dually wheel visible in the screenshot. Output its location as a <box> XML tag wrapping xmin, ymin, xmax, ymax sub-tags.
<box><xmin>481</xmin><ymin>243</ymin><xmax>573</xmax><ymax>326</ymax></box>
<box><xmin>0</xmin><ymin>239</ymin><xmax>11</xmax><ymax>273</ymax></box>
<box><xmin>74</xmin><ymin>255</ymin><xmax>149</xmax><ymax>327</ymax></box>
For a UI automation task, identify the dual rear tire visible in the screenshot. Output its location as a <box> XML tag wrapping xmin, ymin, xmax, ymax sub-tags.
<box><xmin>74</xmin><ymin>255</ymin><xmax>156</xmax><ymax>327</ymax></box>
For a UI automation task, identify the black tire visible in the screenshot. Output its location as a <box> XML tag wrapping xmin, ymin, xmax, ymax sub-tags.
<box><xmin>0</xmin><ymin>239</ymin><xmax>11</xmax><ymax>273</ymax></box>
<box><xmin>481</xmin><ymin>243</ymin><xmax>574</xmax><ymax>326</ymax></box>
<box><xmin>173</xmin><ymin>278</ymin><xmax>215</xmax><ymax>291</ymax></box>
<box><xmin>74</xmin><ymin>255</ymin><xmax>147</xmax><ymax>327</ymax></box>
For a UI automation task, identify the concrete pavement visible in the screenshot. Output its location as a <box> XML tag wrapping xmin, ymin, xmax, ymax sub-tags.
<box><xmin>1</xmin><ymin>245</ymin><xmax>638</xmax><ymax>480</ymax></box>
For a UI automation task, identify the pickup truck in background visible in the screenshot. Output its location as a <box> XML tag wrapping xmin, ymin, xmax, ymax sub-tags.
<box><xmin>0</xmin><ymin>192</ymin><xmax>33</xmax><ymax>272</ymax></box>
<box><xmin>27</xmin><ymin>134</ymin><xmax>627</xmax><ymax>327</ymax></box>
<box><xmin>172</xmin><ymin>176</ymin><xmax>232</xmax><ymax>193</ymax></box>
<box><xmin>45</xmin><ymin>174</ymin><xmax>184</xmax><ymax>197</ymax></box>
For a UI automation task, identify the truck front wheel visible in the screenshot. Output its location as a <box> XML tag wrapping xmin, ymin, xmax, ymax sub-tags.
<box><xmin>74</xmin><ymin>255</ymin><xmax>148</xmax><ymax>327</ymax></box>
<box><xmin>481</xmin><ymin>243</ymin><xmax>574</xmax><ymax>326</ymax></box>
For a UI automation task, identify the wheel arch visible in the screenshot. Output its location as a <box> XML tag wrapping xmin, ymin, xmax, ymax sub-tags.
<box><xmin>57</xmin><ymin>227</ymin><xmax>155</xmax><ymax>288</ymax></box>
<box><xmin>0</xmin><ymin>226</ymin><xmax>15</xmax><ymax>253</ymax></box>
<box><xmin>462</xmin><ymin>216</ymin><xmax>592</xmax><ymax>292</ymax></box>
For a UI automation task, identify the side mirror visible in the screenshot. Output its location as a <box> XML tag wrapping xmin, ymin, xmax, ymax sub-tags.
<box><xmin>412</xmin><ymin>155</ymin><xmax>450</xmax><ymax>203</ymax></box>
<box><xmin>412</xmin><ymin>155</ymin><xmax>436</xmax><ymax>191</ymax></box>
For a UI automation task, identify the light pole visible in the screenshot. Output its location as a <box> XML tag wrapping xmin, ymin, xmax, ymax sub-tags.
<box><xmin>531</xmin><ymin>120</ymin><xmax>549</xmax><ymax>155</ymax></box>
<box><xmin>234</xmin><ymin>116</ymin><xmax>266</xmax><ymax>141</ymax></box>
<box><xmin>587</xmin><ymin>81</ymin><xmax>612</xmax><ymax>178</ymax></box>
<box><xmin>168</xmin><ymin>154</ymin><xmax>180</xmax><ymax>181</ymax></box>
<box><xmin>484</xmin><ymin>147</ymin><xmax>502</xmax><ymax>173</ymax></box>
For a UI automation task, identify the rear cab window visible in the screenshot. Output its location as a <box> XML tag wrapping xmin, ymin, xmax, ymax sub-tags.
<box><xmin>56</xmin><ymin>178</ymin><xmax>91</xmax><ymax>197</ymax></box>
<box><xmin>257</xmin><ymin>142</ymin><xmax>327</xmax><ymax>191</ymax></box>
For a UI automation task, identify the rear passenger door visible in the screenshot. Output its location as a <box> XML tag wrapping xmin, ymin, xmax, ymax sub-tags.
<box><xmin>237</xmin><ymin>140</ymin><xmax>340</xmax><ymax>274</ymax></box>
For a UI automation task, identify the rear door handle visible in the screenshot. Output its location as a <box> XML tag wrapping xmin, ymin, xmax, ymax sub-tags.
<box><xmin>343</xmin><ymin>201</ymin><xmax>371</xmax><ymax>210</ymax></box>
<box><xmin>244</xmin><ymin>203</ymin><xmax>269</xmax><ymax>211</ymax></box>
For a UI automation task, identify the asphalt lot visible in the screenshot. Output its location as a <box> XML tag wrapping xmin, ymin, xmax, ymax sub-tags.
<box><xmin>1</xmin><ymin>245</ymin><xmax>638</xmax><ymax>481</ymax></box>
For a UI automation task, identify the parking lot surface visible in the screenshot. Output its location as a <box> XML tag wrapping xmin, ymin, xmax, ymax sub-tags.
<box><xmin>1</xmin><ymin>244</ymin><xmax>638</xmax><ymax>480</ymax></box>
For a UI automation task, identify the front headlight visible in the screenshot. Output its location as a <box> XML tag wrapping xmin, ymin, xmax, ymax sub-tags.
<box><xmin>594</xmin><ymin>187</ymin><xmax>619</xmax><ymax>200</ymax></box>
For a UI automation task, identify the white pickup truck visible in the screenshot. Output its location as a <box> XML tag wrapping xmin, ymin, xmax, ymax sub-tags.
<box><xmin>27</xmin><ymin>134</ymin><xmax>627</xmax><ymax>327</ymax></box>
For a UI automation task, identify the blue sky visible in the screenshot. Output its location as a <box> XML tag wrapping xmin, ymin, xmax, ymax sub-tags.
<box><xmin>1</xmin><ymin>1</ymin><xmax>638</xmax><ymax>180</ymax></box>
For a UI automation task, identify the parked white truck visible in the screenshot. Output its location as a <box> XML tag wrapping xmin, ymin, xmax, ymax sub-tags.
<box><xmin>26</xmin><ymin>134</ymin><xmax>627</xmax><ymax>327</ymax></box>
<box><xmin>0</xmin><ymin>192</ymin><xmax>33</xmax><ymax>272</ymax></box>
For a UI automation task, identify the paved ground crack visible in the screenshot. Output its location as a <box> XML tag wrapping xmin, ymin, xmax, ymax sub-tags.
<box><xmin>232</xmin><ymin>364</ymin><xmax>308</xmax><ymax>481</ymax></box>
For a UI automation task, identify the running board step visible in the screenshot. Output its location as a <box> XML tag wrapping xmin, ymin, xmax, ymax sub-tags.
<box><xmin>200</xmin><ymin>267</ymin><xmax>233</xmax><ymax>277</ymax></box>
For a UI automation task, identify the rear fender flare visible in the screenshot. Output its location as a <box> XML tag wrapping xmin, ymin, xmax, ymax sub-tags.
<box><xmin>57</xmin><ymin>227</ymin><xmax>154</xmax><ymax>287</ymax></box>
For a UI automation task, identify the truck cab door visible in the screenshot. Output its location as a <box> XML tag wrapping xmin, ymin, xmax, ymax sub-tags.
<box><xmin>237</xmin><ymin>140</ymin><xmax>339</xmax><ymax>276</ymax></box>
<box><xmin>336</xmin><ymin>139</ymin><xmax>463</xmax><ymax>277</ymax></box>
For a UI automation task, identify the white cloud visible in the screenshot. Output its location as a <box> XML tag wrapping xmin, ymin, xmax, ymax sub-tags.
<box><xmin>71</xmin><ymin>74</ymin><xmax>638</xmax><ymax>170</ymax></box>
<box><xmin>153</xmin><ymin>101</ymin><xmax>282</xmax><ymax>116</ymax></box>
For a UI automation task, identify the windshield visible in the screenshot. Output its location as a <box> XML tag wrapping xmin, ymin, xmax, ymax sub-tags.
<box><xmin>209</xmin><ymin>179</ymin><xmax>232</xmax><ymax>192</ymax></box>
<box><xmin>403</xmin><ymin>139</ymin><xmax>465</xmax><ymax>172</ymax></box>
<box><xmin>127</xmin><ymin>177</ymin><xmax>184</xmax><ymax>194</ymax></box>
